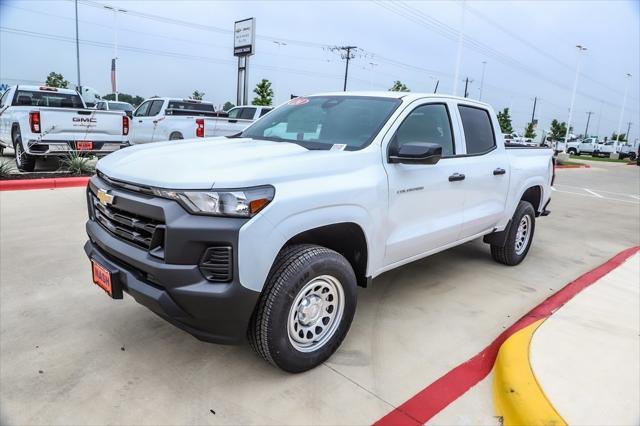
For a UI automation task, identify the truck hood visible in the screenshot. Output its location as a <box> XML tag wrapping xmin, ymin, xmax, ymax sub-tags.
<box><xmin>97</xmin><ymin>137</ymin><xmax>368</xmax><ymax>189</ymax></box>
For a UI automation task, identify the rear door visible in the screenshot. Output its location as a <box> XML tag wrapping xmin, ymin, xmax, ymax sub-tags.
<box><xmin>455</xmin><ymin>104</ymin><xmax>510</xmax><ymax>239</ymax></box>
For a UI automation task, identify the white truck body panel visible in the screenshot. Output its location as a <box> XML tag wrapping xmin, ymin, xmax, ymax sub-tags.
<box><xmin>98</xmin><ymin>92</ymin><xmax>553</xmax><ymax>292</ymax></box>
<box><xmin>0</xmin><ymin>85</ymin><xmax>127</xmax><ymax>154</ymax></box>
<box><xmin>129</xmin><ymin>98</ymin><xmax>270</xmax><ymax>144</ymax></box>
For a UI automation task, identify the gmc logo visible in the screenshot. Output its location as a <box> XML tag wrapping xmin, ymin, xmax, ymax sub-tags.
<box><xmin>73</xmin><ymin>117</ymin><xmax>97</xmax><ymax>123</ymax></box>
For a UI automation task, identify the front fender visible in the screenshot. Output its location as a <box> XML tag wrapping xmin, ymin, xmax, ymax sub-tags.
<box><xmin>237</xmin><ymin>204</ymin><xmax>374</xmax><ymax>292</ymax></box>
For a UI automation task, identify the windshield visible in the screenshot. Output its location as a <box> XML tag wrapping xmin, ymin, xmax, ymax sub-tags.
<box><xmin>14</xmin><ymin>90</ymin><xmax>84</xmax><ymax>108</ymax></box>
<box><xmin>108</xmin><ymin>102</ymin><xmax>133</xmax><ymax>112</ymax></box>
<box><xmin>240</xmin><ymin>96</ymin><xmax>401</xmax><ymax>150</ymax></box>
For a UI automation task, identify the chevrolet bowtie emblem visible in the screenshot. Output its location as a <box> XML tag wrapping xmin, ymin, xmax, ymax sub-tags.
<box><xmin>97</xmin><ymin>188</ymin><xmax>114</xmax><ymax>206</ymax></box>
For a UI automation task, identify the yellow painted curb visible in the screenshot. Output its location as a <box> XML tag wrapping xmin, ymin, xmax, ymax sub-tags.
<box><xmin>493</xmin><ymin>319</ymin><xmax>567</xmax><ymax>426</ymax></box>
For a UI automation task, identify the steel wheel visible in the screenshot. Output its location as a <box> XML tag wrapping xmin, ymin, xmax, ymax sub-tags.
<box><xmin>514</xmin><ymin>215</ymin><xmax>531</xmax><ymax>256</ymax></box>
<box><xmin>287</xmin><ymin>275</ymin><xmax>345</xmax><ymax>353</ymax></box>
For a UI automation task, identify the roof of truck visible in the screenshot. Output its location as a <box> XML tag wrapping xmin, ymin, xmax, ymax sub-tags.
<box><xmin>306</xmin><ymin>91</ymin><xmax>492</xmax><ymax>107</ymax></box>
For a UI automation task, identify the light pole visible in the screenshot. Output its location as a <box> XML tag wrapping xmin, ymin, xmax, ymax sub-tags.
<box><xmin>452</xmin><ymin>0</ymin><xmax>466</xmax><ymax>96</ymax></box>
<box><xmin>563</xmin><ymin>44</ymin><xmax>587</xmax><ymax>153</ymax></box>
<box><xmin>614</xmin><ymin>73</ymin><xmax>632</xmax><ymax>152</ymax></box>
<box><xmin>272</xmin><ymin>41</ymin><xmax>287</xmax><ymax>104</ymax></box>
<box><xmin>368</xmin><ymin>62</ymin><xmax>378</xmax><ymax>90</ymax></box>
<box><xmin>75</xmin><ymin>0</ymin><xmax>81</xmax><ymax>94</ymax></box>
<box><xmin>479</xmin><ymin>61</ymin><xmax>487</xmax><ymax>100</ymax></box>
<box><xmin>104</xmin><ymin>5</ymin><xmax>127</xmax><ymax>101</ymax></box>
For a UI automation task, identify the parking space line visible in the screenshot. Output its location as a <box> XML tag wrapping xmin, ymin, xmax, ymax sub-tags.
<box><xmin>552</xmin><ymin>189</ymin><xmax>640</xmax><ymax>205</ymax></box>
<box><xmin>629</xmin><ymin>194</ymin><xmax>640</xmax><ymax>201</ymax></box>
<box><xmin>373</xmin><ymin>246</ymin><xmax>640</xmax><ymax>426</ymax></box>
<box><xmin>583</xmin><ymin>188</ymin><xmax>603</xmax><ymax>198</ymax></box>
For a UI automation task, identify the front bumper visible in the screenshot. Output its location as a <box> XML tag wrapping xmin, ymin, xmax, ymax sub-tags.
<box><xmin>84</xmin><ymin>175</ymin><xmax>260</xmax><ymax>344</ymax></box>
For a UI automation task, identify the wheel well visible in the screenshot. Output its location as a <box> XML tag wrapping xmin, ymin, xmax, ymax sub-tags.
<box><xmin>286</xmin><ymin>223</ymin><xmax>369</xmax><ymax>288</ymax></box>
<box><xmin>521</xmin><ymin>186</ymin><xmax>542</xmax><ymax>213</ymax></box>
<box><xmin>169</xmin><ymin>131</ymin><xmax>183</xmax><ymax>140</ymax></box>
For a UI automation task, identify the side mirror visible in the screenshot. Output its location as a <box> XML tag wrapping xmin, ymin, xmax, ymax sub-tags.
<box><xmin>389</xmin><ymin>142</ymin><xmax>443</xmax><ymax>165</ymax></box>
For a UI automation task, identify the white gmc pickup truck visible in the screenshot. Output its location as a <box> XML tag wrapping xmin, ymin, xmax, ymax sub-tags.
<box><xmin>84</xmin><ymin>92</ymin><xmax>553</xmax><ymax>372</ymax></box>
<box><xmin>0</xmin><ymin>85</ymin><xmax>129</xmax><ymax>171</ymax></box>
<box><xmin>129</xmin><ymin>98</ymin><xmax>271</xmax><ymax>144</ymax></box>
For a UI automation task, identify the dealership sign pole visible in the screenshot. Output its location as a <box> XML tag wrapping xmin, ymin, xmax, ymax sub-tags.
<box><xmin>234</xmin><ymin>18</ymin><xmax>255</xmax><ymax>106</ymax></box>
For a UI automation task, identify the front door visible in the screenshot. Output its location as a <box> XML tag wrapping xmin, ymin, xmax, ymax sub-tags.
<box><xmin>383</xmin><ymin>101</ymin><xmax>467</xmax><ymax>266</ymax></box>
<box><xmin>130</xmin><ymin>100</ymin><xmax>153</xmax><ymax>143</ymax></box>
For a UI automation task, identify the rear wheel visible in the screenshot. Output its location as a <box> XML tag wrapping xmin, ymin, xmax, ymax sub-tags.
<box><xmin>13</xmin><ymin>127</ymin><xmax>36</xmax><ymax>172</ymax></box>
<box><xmin>629</xmin><ymin>152</ymin><xmax>637</xmax><ymax>161</ymax></box>
<box><xmin>249</xmin><ymin>244</ymin><xmax>357</xmax><ymax>373</ymax></box>
<box><xmin>169</xmin><ymin>132</ymin><xmax>183</xmax><ymax>140</ymax></box>
<box><xmin>491</xmin><ymin>201</ymin><xmax>536</xmax><ymax>266</ymax></box>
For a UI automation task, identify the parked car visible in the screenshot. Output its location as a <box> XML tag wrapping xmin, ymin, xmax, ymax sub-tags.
<box><xmin>617</xmin><ymin>142</ymin><xmax>638</xmax><ymax>161</ymax></box>
<box><xmin>559</xmin><ymin>137</ymin><xmax>599</xmax><ymax>155</ymax></box>
<box><xmin>84</xmin><ymin>93</ymin><xmax>553</xmax><ymax>372</ymax></box>
<box><xmin>129</xmin><ymin>98</ymin><xmax>271</xmax><ymax>144</ymax></box>
<box><xmin>0</xmin><ymin>85</ymin><xmax>129</xmax><ymax>171</ymax></box>
<box><xmin>95</xmin><ymin>100</ymin><xmax>134</xmax><ymax>118</ymax></box>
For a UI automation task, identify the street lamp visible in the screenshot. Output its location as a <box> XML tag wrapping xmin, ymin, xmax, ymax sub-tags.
<box><xmin>104</xmin><ymin>5</ymin><xmax>127</xmax><ymax>102</ymax></box>
<box><xmin>614</xmin><ymin>73</ymin><xmax>632</xmax><ymax>152</ymax></box>
<box><xmin>479</xmin><ymin>61</ymin><xmax>487</xmax><ymax>100</ymax></box>
<box><xmin>368</xmin><ymin>62</ymin><xmax>378</xmax><ymax>90</ymax></box>
<box><xmin>563</xmin><ymin>44</ymin><xmax>587</xmax><ymax>153</ymax></box>
<box><xmin>272</xmin><ymin>41</ymin><xmax>287</xmax><ymax>104</ymax></box>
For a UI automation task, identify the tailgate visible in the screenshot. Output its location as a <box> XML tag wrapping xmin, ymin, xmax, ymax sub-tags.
<box><xmin>39</xmin><ymin>108</ymin><xmax>124</xmax><ymax>140</ymax></box>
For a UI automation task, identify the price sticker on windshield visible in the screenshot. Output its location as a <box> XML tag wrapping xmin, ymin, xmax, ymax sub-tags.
<box><xmin>288</xmin><ymin>97</ymin><xmax>309</xmax><ymax>106</ymax></box>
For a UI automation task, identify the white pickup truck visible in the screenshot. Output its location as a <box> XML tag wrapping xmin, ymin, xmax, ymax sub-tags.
<box><xmin>129</xmin><ymin>98</ymin><xmax>271</xmax><ymax>144</ymax></box>
<box><xmin>556</xmin><ymin>136</ymin><xmax>599</xmax><ymax>155</ymax></box>
<box><xmin>84</xmin><ymin>92</ymin><xmax>553</xmax><ymax>372</ymax></box>
<box><xmin>0</xmin><ymin>85</ymin><xmax>129</xmax><ymax>171</ymax></box>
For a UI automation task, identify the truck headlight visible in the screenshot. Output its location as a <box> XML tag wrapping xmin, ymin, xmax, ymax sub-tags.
<box><xmin>153</xmin><ymin>186</ymin><xmax>274</xmax><ymax>217</ymax></box>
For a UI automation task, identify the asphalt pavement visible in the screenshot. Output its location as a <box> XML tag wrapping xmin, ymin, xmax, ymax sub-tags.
<box><xmin>1</xmin><ymin>159</ymin><xmax>638</xmax><ymax>425</ymax></box>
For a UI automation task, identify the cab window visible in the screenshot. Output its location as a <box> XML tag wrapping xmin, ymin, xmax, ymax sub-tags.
<box><xmin>134</xmin><ymin>101</ymin><xmax>151</xmax><ymax>117</ymax></box>
<box><xmin>147</xmin><ymin>100</ymin><xmax>164</xmax><ymax>116</ymax></box>
<box><xmin>458</xmin><ymin>105</ymin><xmax>496</xmax><ymax>155</ymax></box>
<box><xmin>227</xmin><ymin>108</ymin><xmax>242</xmax><ymax>119</ymax></box>
<box><xmin>393</xmin><ymin>103</ymin><xmax>455</xmax><ymax>156</ymax></box>
<box><xmin>240</xmin><ymin>107</ymin><xmax>256</xmax><ymax>120</ymax></box>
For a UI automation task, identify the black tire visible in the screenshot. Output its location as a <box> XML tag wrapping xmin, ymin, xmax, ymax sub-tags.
<box><xmin>248</xmin><ymin>244</ymin><xmax>357</xmax><ymax>373</ymax></box>
<box><xmin>13</xmin><ymin>127</ymin><xmax>36</xmax><ymax>172</ymax></box>
<box><xmin>629</xmin><ymin>152</ymin><xmax>637</xmax><ymax>161</ymax></box>
<box><xmin>567</xmin><ymin>148</ymin><xmax>576</xmax><ymax>155</ymax></box>
<box><xmin>169</xmin><ymin>132</ymin><xmax>183</xmax><ymax>140</ymax></box>
<box><xmin>491</xmin><ymin>201</ymin><xmax>536</xmax><ymax>266</ymax></box>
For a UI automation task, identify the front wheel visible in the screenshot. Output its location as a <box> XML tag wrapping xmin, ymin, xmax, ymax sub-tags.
<box><xmin>249</xmin><ymin>244</ymin><xmax>357</xmax><ymax>373</ymax></box>
<box><xmin>491</xmin><ymin>201</ymin><xmax>536</xmax><ymax>266</ymax></box>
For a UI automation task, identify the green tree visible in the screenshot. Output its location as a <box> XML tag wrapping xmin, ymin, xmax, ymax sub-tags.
<box><xmin>102</xmin><ymin>93</ymin><xmax>145</xmax><ymax>106</ymax></box>
<box><xmin>496</xmin><ymin>108</ymin><xmax>513</xmax><ymax>134</ymax></box>
<box><xmin>549</xmin><ymin>119</ymin><xmax>568</xmax><ymax>141</ymax></box>
<box><xmin>45</xmin><ymin>72</ymin><xmax>69</xmax><ymax>88</ymax></box>
<box><xmin>389</xmin><ymin>80</ymin><xmax>410</xmax><ymax>92</ymax></box>
<box><xmin>524</xmin><ymin>122</ymin><xmax>536</xmax><ymax>139</ymax></box>
<box><xmin>611</xmin><ymin>132</ymin><xmax>626</xmax><ymax>141</ymax></box>
<box><xmin>252</xmin><ymin>79</ymin><xmax>274</xmax><ymax>106</ymax></box>
<box><xmin>191</xmin><ymin>90</ymin><xmax>205</xmax><ymax>100</ymax></box>
<box><xmin>223</xmin><ymin>101</ymin><xmax>235</xmax><ymax>112</ymax></box>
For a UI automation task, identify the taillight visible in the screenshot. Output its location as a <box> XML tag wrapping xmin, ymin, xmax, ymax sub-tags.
<box><xmin>122</xmin><ymin>115</ymin><xmax>129</xmax><ymax>136</ymax></box>
<box><xmin>196</xmin><ymin>118</ymin><xmax>205</xmax><ymax>138</ymax></box>
<box><xmin>29</xmin><ymin>111</ymin><xmax>41</xmax><ymax>133</ymax></box>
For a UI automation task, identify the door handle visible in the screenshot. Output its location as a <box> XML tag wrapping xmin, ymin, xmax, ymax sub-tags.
<box><xmin>449</xmin><ymin>173</ymin><xmax>466</xmax><ymax>182</ymax></box>
<box><xmin>138</xmin><ymin>120</ymin><xmax>143</xmax><ymax>123</ymax></box>
<box><xmin>493</xmin><ymin>168</ymin><xmax>506</xmax><ymax>175</ymax></box>
<box><xmin>228</xmin><ymin>119</ymin><xmax>238</xmax><ymax>123</ymax></box>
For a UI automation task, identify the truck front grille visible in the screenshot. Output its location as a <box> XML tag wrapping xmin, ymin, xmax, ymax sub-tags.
<box><xmin>90</xmin><ymin>193</ymin><xmax>164</xmax><ymax>251</ymax></box>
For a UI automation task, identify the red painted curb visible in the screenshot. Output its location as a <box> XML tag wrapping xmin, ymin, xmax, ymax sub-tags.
<box><xmin>555</xmin><ymin>164</ymin><xmax>591</xmax><ymax>169</ymax></box>
<box><xmin>374</xmin><ymin>245</ymin><xmax>640</xmax><ymax>426</ymax></box>
<box><xmin>0</xmin><ymin>177</ymin><xmax>90</xmax><ymax>191</ymax></box>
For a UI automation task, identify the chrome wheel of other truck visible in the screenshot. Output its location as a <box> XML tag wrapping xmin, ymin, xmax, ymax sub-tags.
<box><xmin>249</xmin><ymin>244</ymin><xmax>357</xmax><ymax>373</ymax></box>
<box><xmin>490</xmin><ymin>201</ymin><xmax>536</xmax><ymax>266</ymax></box>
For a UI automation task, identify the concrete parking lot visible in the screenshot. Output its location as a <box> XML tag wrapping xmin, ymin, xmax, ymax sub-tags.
<box><xmin>1</xmin><ymin>160</ymin><xmax>638</xmax><ymax>425</ymax></box>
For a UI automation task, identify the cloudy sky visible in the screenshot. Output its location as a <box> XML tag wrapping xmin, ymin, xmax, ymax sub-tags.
<box><xmin>1</xmin><ymin>0</ymin><xmax>638</xmax><ymax>138</ymax></box>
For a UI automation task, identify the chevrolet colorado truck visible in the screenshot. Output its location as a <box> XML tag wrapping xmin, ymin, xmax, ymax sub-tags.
<box><xmin>129</xmin><ymin>98</ymin><xmax>271</xmax><ymax>144</ymax></box>
<box><xmin>84</xmin><ymin>93</ymin><xmax>553</xmax><ymax>373</ymax></box>
<box><xmin>0</xmin><ymin>85</ymin><xmax>129</xmax><ymax>171</ymax></box>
